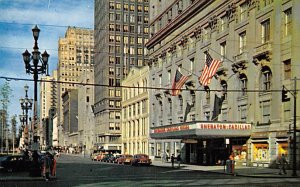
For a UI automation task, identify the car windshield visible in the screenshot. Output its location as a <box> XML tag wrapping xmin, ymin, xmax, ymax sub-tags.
<box><xmin>0</xmin><ymin>156</ymin><xmax>8</xmax><ymax>162</ymax></box>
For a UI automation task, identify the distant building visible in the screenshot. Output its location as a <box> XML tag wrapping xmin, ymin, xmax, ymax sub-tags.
<box><xmin>57</xmin><ymin>27</ymin><xmax>94</xmax><ymax>147</ymax></box>
<box><xmin>94</xmin><ymin>0</ymin><xmax>149</xmax><ymax>152</ymax></box>
<box><xmin>62</xmin><ymin>89</ymin><xmax>78</xmax><ymax>147</ymax></box>
<box><xmin>39</xmin><ymin>72</ymin><xmax>57</xmax><ymax>147</ymax></box>
<box><xmin>146</xmin><ymin>0</ymin><xmax>300</xmax><ymax>167</ymax></box>
<box><xmin>121</xmin><ymin>66</ymin><xmax>150</xmax><ymax>156</ymax></box>
<box><xmin>77</xmin><ymin>68</ymin><xmax>95</xmax><ymax>155</ymax></box>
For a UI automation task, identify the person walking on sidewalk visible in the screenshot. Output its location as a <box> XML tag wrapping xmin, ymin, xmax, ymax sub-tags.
<box><xmin>171</xmin><ymin>154</ymin><xmax>175</xmax><ymax>168</ymax></box>
<box><xmin>278</xmin><ymin>153</ymin><xmax>288</xmax><ymax>175</ymax></box>
<box><xmin>43</xmin><ymin>152</ymin><xmax>52</xmax><ymax>181</ymax></box>
<box><xmin>177</xmin><ymin>154</ymin><xmax>181</xmax><ymax>168</ymax></box>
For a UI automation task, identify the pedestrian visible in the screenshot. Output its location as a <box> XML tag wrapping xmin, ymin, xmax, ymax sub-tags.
<box><xmin>177</xmin><ymin>154</ymin><xmax>181</xmax><ymax>168</ymax></box>
<box><xmin>52</xmin><ymin>157</ymin><xmax>57</xmax><ymax>177</ymax></box>
<box><xmin>43</xmin><ymin>152</ymin><xmax>52</xmax><ymax>181</ymax></box>
<box><xmin>171</xmin><ymin>154</ymin><xmax>175</xmax><ymax>168</ymax></box>
<box><xmin>278</xmin><ymin>154</ymin><xmax>288</xmax><ymax>175</ymax></box>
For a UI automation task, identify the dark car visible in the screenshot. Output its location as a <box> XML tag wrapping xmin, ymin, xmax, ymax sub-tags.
<box><xmin>102</xmin><ymin>154</ymin><xmax>114</xmax><ymax>162</ymax></box>
<box><xmin>132</xmin><ymin>154</ymin><xmax>151</xmax><ymax>166</ymax></box>
<box><xmin>0</xmin><ymin>155</ymin><xmax>30</xmax><ymax>172</ymax></box>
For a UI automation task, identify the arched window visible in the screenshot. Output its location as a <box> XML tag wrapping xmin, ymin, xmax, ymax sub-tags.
<box><xmin>261</xmin><ymin>66</ymin><xmax>272</xmax><ymax>91</ymax></box>
<box><xmin>239</xmin><ymin>74</ymin><xmax>248</xmax><ymax>96</ymax></box>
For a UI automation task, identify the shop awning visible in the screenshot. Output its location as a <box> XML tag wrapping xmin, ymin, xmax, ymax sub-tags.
<box><xmin>150</xmin><ymin>121</ymin><xmax>252</xmax><ymax>139</ymax></box>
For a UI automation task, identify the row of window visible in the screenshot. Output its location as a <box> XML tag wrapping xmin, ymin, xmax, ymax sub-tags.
<box><xmin>109</xmin><ymin>13</ymin><xmax>149</xmax><ymax>24</ymax></box>
<box><xmin>123</xmin><ymin>100</ymin><xmax>148</xmax><ymax>119</ymax></box>
<box><xmin>123</xmin><ymin>118</ymin><xmax>148</xmax><ymax>138</ymax></box>
<box><xmin>109</xmin><ymin>2</ymin><xmax>148</xmax><ymax>12</ymax></box>
<box><xmin>109</xmin><ymin>24</ymin><xmax>149</xmax><ymax>34</ymax></box>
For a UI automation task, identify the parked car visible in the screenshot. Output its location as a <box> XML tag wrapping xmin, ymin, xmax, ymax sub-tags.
<box><xmin>110</xmin><ymin>154</ymin><xmax>122</xmax><ymax>163</ymax></box>
<box><xmin>0</xmin><ymin>155</ymin><xmax>31</xmax><ymax>172</ymax></box>
<box><xmin>102</xmin><ymin>153</ymin><xmax>114</xmax><ymax>162</ymax></box>
<box><xmin>132</xmin><ymin>154</ymin><xmax>152</xmax><ymax>166</ymax></box>
<box><xmin>116</xmin><ymin>154</ymin><xmax>133</xmax><ymax>165</ymax></box>
<box><xmin>96</xmin><ymin>153</ymin><xmax>108</xmax><ymax>161</ymax></box>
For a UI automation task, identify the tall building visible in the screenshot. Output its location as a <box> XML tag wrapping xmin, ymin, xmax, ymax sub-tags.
<box><xmin>121</xmin><ymin>66</ymin><xmax>150</xmax><ymax>156</ymax></box>
<box><xmin>57</xmin><ymin>27</ymin><xmax>94</xmax><ymax>146</ymax></box>
<box><xmin>39</xmin><ymin>73</ymin><xmax>57</xmax><ymax>147</ymax></box>
<box><xmin>146</xmin><ymin>0</ymin><xmax>300</xmax><ymax>167</ymax></box>
<box><xmin>94</xmin><ymin>0</ymin><xmax>149</xmax><ymax>151</ymax></box>
<box><xmin>77</xmin><ymin>68</ymin><xmax>95</xmax><ymax>155</ymax></box>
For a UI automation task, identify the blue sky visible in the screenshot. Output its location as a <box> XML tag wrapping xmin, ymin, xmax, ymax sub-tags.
<box><xmin>0</xmin><ymin>0</ymin><xmax>94</xmax><ymax>127</ymax></box>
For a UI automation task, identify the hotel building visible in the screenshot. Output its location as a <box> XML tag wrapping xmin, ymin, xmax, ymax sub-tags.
<box><xmin>146</xmin><ymin>0</ymin><xmax>300</xmax><ymax>167</ymax></box>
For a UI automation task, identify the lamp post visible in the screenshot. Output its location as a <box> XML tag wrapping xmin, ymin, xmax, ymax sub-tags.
<box><xmin>19</xmin><ymin>85</ymin><xmax>33</xmax><ymax>148</ymax></box>
<box><xmin>22</xmin><ymin>25</ymin><xmax>49</xmax><ymax>147</ymax></box>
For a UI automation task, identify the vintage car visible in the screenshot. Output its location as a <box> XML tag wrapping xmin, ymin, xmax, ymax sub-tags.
<box><xmin>0</xmin><ymin>155</ymin><xmax>31</xmax><ymax>172</ymax></box>
<box><xmin>131</xmin><ymin>154</ymin><xmax>151</xmax><ymax>166</ymax></box>
<box><xmin>116</xmin><ymin>154</ymin><xmax>133</xmax><ymax>165</ymax></box>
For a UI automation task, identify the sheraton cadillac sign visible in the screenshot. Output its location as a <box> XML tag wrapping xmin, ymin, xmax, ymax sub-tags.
<box><xmin>153</xmin><ymin>122</ymin><xmax>251</xmax><ymax>134</ymax></box>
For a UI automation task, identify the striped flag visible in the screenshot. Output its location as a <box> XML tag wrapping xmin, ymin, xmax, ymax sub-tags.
<box><xmin>171</xmin><ymin>69</ymin><xmax>189</xmax><ymax>96</ymax></box>
<box><xmin>199</xmin><ymin>52</ymin><xmax>221</xmax><ymax>86</ymax></box>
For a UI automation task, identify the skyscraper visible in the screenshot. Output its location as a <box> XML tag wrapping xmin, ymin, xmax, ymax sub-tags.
<box><xmin>94</xmin><ymin>0</ymin><xmax>149</xmax><ymax>151</ymax></box>
<box><xmin>57</xmin><ymin>27</ymin><xmax>94</xmax><ymax>147</ymax></box>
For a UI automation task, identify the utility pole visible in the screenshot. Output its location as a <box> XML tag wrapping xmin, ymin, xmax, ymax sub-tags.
<box><xmin>283</xmin><ymin>77</ymin><xmax>298</xmax><ymax>177</ymax></box>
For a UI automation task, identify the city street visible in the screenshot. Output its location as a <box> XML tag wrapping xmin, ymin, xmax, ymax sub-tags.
<box><xmin>1</xmin><ymin>154</ymin><xmax>300</xmax><ymax>187</ymax></box>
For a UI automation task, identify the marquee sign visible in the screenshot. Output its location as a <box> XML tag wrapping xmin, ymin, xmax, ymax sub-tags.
<box><xmin>153</xmin><ymin>122</ymin><xmax>251</xmax><ymax>134</ymax></box>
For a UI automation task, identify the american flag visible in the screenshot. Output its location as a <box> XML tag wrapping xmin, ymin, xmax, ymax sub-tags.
<box><xmin>171</xmin><ymin>69</ymin><xmax>189</xmax><ymax>96</ymax></box>
<box><xmin>199</xmin><ymin>52</ymin><xmax>221</xmax><ymax>86</ymax></box>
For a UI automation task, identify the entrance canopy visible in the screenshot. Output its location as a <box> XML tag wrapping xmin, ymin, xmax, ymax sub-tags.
<box><xmin>150</xmin><ymin>121</ymin><xmax>252</xmax><ymax>139</ymax></box>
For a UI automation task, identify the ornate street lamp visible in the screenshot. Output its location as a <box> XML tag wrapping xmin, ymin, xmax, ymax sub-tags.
<box><xmin>19</xmin><ymin>85</ymin><xmax>33</xmax><ymax>147</ymax></box>
<box><xmin>22</xmin><ymin>25</ymin><xmax>49</xmax><ymax>145</ymax></box>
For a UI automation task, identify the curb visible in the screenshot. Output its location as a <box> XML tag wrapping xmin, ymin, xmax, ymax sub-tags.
<box><xmin>152</xmin><ymin>164</ymin><xmax>299</xmax><ymax>179</ymax></box>
<box><xmin>0</xmin><ymin>177</ymin><xmax>45</xmax><ymax>182</ymax></box>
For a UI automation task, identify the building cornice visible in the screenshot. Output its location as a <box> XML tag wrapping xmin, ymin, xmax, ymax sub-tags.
<box><xmin>146</xmin><ymin>0</ymin><xmax>212</xmax><ymax>49</ymax></box>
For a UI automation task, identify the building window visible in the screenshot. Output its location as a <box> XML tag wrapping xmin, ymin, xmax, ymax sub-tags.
<box><xmin>115</xmin><ymin>123</ymin><xmax>120</xmax><ymax>130</ymax></box>
<box><xmin>221</xmin><ymin>80</ymin><xmax>227</xmax><ymax>100</ymax></box>
<box><xmin>261</xmin><ymin>19</ymin><xmax>270</xmax><ymax>43</ymax></box>
<box><xmin>238</xmin><ymin>105</ymin><xmax>247</xmax><ymax>122</ymax></box>
<box><xmin>220</xmin><ymin>42</ymin><xmax>226</xmax><ymax>58</ymax></box>
<box><xmin>109</xmin><ymin>89</ymin><xmax>114</xmax><ymax>97</ymax></box>
<box><xmin>205</xmin><ymin>88</ymin><xmax>210</xmax><ymax>105</ymax></box>
<box><xmin>115</xmin><ymin>101</ymin><xmax>121</xmax><ymax>108</ymax></box>
<box><xmin>109</xmin><ymin>100</ymin><xmax>114</xmax><ymax>107</ymax></box>
<box><xmin>240</xmin><ymin>2</ymin><xmax>247</xmax><ymax>21</ymax></box>
<box><xmin>284</xmin><ymin>8</ymin><xmax>292</xmax><ymax>37</ymax></box>
<box><xmin>109</xmin><ymin>122</ymin><xmax>114</xmax><ymax>130</ymax></box>
<box><xmin>109</xmin><ymin>67</ymin><xmax>114</xmax><ymax>75</ymax></box>
<box><xmin>220</xmin><ymin>15</ymin><xmax>227</xmax><ymax>32</ymax></box>
<box><xmin>109</xmin><ymin>112</ymin><xmax>114</xmax><ymax>119</ymax></box>
<box><xmin>109</xmin><ymin>78</ymin><xmax>114</xmax><ymax>86</ymax></box>
<box><xmin>260</xmin><ymin>100</ymin><xmax>271</xmax><ymax>124</ymax></box>
<box><xmin>239</xmin><ymin>74</ymin><xmax>248</xmax><ymax>96</ymax></box>
<box><xmin>190</xmin><ymin>58</ymin><xmax>194</xmax><ymax>74</ymax></box>
<box><xmin>283</xmin><ymin>59</ymin><xmax>291</xmax><ymax>80</ymax></box>
<box><xmin>261</xmin><ymin>67</ymin><xmax>272</xmax><ymax>91</ymax></box>
<box><xmin>116</xmin><ymin>112</ymin><xmax>121</xmax><ymax>119</ymax></box>
<box><xmin>179</xmin><ymin>95</ymin><xmax>183</xmax><ymax>111</ymax></box>
<box><xmin>116</xmin><ymin>90</ymin><xmax>121</xmax><ymax>97</ymax></box>
<box><xmin>239</xmin><ymin>31</ymin><xmax>246</xmax><ymax>54</ymax></box>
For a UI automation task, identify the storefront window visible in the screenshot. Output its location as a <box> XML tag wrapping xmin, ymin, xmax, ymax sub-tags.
<box><xmin>252</xmin><ymin>143</ymin><xmax>269</xmax><ymax>161</ymax></box>
<box><xmin>232</xmin><ymin>145</ymin><xmax>247</xmax><ymax>161</ymax></box>
<box><xmin>277</xmin><ymin>142</ymin><xmax>288</xmax><ymax>157</ymax></box>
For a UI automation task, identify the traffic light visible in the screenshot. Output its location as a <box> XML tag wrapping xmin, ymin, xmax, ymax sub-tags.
<box><xmin>282</xmin><ymin>86</ymin><xmax>290</xmax><ymax>102</ymax></box>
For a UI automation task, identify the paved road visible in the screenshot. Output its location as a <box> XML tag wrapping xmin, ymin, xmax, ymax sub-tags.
<box><xmin>1</xmin><ymin>154</ymin><xmax>300</xmax><ymax>187</ymax></box>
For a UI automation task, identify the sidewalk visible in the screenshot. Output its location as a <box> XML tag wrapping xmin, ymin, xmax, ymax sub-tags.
<box><xmin>151</xmin><ymin>160</ymin><xmax>300</xmax><ymax>178</ymax></box>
